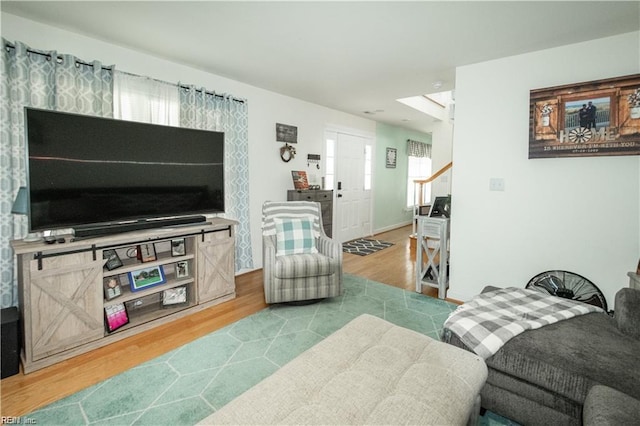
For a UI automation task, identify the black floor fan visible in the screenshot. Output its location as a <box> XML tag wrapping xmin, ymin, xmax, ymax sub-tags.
<box><xmin>525</xmin><ymin>270</ymin><xmax>608</xmax><ymax>312</ymax></box>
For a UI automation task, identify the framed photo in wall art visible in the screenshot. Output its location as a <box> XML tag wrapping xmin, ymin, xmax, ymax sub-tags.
<box><xmin>128</xmin><ymin>265</ymin><xmax>166</xmax><ymax>292</ymax></box>
<box><xmin>529</xmin><ymin>74</ymin><xmax>640</xmax><ymax>159</ymax></box>
<box><xmin>386</xmin><ymin>148</ymin><xmax>397</xmax><ymax>168</ymax></box>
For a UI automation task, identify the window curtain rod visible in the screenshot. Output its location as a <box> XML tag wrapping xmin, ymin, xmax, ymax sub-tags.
<box><xmin>178</xmin><ymin>84</ymin><xmax>245</xmax><ymax>104</ymax></box>
<box><xmin>5</xmin><ymin>41</ymin><xmax>245</xmax><ymax>104</ymax></box>
<box><xmin>118</xmin><ymin>72</ymin><xmax>246</xmax><ymax>105</ymax></box>
<box><xmin>3</xmin><ymin>41</ymin><xmax>113</xmax><ymax>71</ymax></box>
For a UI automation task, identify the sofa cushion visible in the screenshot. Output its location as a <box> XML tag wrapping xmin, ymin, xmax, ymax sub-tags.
<box><xmin>614</xmin><ymin>288</ymin><xmax>640</xmax><ymax>339</ymax></box>
<box><xmin>274</xmin><ymin>253</ymin><xmax>336</xmax><ymax>279</ymax></box>
<box><xmin>584</xmin><ymin>385</ymin><xmax>640</xmax><ymax>426</ymax></box>
<box><xmin>485</xmin><ymin>312</ymin><xmax>640</xmax><ymax>404</ymax></box>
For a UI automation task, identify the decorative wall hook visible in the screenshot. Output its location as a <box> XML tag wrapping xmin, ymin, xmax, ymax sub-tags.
<box><xmin>280</xmin><ymin>143</ymin><xmax>296</xmax><ymax>162</ymax></box>
<box><xmin>307</xmin><ymin>154</ymin><xmax>321</xmax><ymax>169</ymax></box>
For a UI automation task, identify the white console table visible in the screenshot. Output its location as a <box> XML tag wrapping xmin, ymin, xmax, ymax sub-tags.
<box><xmin>415</xmin><ymin>216</ymin><xmax>450</xmax><ymax>299</ymax></box>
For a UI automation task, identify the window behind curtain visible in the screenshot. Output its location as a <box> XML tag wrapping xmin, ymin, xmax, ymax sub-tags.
<box><xmin>113</xmin><ymin>72</ymin><xmax>180</xmax><ymax>125</ymax></box>
<box><xmin>407</xmin><ymin>156</ymin><xmax>432</xmax><ymax>207</ymax></box>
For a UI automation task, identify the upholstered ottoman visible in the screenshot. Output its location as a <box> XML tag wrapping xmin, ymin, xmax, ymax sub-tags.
<box><xmin>198</xmin><ymin>314</ymin><xmax>487</xmax><ymax>425</ymax></box>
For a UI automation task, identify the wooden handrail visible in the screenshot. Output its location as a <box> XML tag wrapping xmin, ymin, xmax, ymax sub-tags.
<box><xmin>413</xmin><ymin>161</ymin><xmax>453</xmax><ymax>207</ymax></box>
<box><xmin>413</xmin><ymin>161</ymin><xmax>453</xmax><ymax>185</ymax></box>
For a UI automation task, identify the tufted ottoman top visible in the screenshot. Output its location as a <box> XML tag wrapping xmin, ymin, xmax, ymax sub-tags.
<box><xmin>198</xmin><ymin>314</ymin><xmax>487</xmax><ymax>425</ymax></box>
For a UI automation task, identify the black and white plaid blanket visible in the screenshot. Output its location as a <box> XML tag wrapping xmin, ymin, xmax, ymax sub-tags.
<box><xmin>443</xmin><ymin>287</ymin><xmax>604</xmax><ymax>359</ymax></box>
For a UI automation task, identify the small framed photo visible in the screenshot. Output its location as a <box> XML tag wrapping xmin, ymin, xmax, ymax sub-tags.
<box><xmin>105</xmin><ymin>303</ymin><xmax>129</xmax><ymax>333</ymax></box>
<box><xmin>276</xmin><ymin>122</ymin><xmax>298</xmax><ymax>143</ymax></box>
<box><xmin>103</xmin><ymin>276</ymin><xmax>123</xmax><ymax>300</ymax></box>
<box><xmin>128</xmin><ymin>265</ymin><xmax>166</xmax><ymax>292</ymax></box>
<box><xmin>171</xmin><ymin>238</ymin><xmax>186</xmax><ymax>257</ymax></box>
<box><xmin>175</xmin><ymin>261</ymin><xmax>189</xmax><ymax>279</ymax></box>
<box><xmin>162</xmin><ymin>286</ymin><xmax>188</xmax><ymax>307</ymax></box>
<box><xmin>386</xmin><ymin>147</ymin><xmax>397</xmax><ymax>168</ymax></box>
<box><xmin>137</xmin><ymin>243</ymin><xmax>157</xmax><ymax>263</ymax></box>
<box><xmin>103</xmin><ymin>249</ymin><xmax>123</xmax><ymax>271</ymax></box>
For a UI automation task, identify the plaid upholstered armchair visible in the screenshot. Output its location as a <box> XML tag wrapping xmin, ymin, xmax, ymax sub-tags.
<box><xmin>262</xmin><ymin>201</ymin><xmax>343</xmax><ymax>304</ymax></box>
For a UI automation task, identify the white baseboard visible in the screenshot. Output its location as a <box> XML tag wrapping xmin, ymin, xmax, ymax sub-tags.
<box><xmin>373</xmin><ymin>220</ymin><xmax>413</xmax><ymax>236</ymax></box>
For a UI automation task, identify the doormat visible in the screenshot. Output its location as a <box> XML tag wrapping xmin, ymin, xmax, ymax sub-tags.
<box><xmin>342</xmin><ymin>239</ymin><xmax>394</xmax><ymax>256</ymax></box>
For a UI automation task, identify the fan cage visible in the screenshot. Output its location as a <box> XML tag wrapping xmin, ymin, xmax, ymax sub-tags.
<box><xmin>525</xmin><ymin>270</ymin><xmax>608</xmax><ymax>312</ymax></box>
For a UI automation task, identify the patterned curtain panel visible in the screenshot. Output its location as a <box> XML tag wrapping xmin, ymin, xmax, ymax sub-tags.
<box><xmin>407</xmin><ymin>139</ymin><xmax>432</xmax><ymax>158</ymax></box>
<box><xmin>0</xmin><ymin>39</ymin><xmax>113</xmax><ymax>308</ymax></box>
<box><xmin>179</xmin><ymin>85</ymin><xmax>253</xmax><ymax>271</ymax></box>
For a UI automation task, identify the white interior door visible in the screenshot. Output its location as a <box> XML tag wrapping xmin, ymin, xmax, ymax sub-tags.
<box><xmin>334</xmin><ymin>132</ymin><xmax>372</xmax><ymax>243</ymax></box>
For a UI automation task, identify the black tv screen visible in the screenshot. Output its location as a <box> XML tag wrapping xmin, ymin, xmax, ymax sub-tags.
<box><xmin>25</xmin><ymin>107</ymin><xmax>225</xmax><ymax>233</ymax></box>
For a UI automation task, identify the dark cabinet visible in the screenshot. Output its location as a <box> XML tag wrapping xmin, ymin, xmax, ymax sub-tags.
<box><xmin>287</xmin><ymin>190</ymin><xmax>333</xmax><ymax>237</ymax></box>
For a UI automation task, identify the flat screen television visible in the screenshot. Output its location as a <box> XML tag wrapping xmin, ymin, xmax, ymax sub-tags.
<box><xmin>25</xmin><ymin>107</ymin><xmax>225</xmax><ymax>237</ymax></box>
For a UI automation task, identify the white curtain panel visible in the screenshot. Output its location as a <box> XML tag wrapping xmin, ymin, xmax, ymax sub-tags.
<box><xmin>113</xmin><ymin>72</ymin><xmax>180</xmax><ymax>125</ymax></box>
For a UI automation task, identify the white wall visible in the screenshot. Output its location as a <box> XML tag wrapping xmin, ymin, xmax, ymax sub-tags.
<box><xmin>450</xmin><ymin>32</ymin><xmax>640</xmax><ymax>305</ymax></box>
<box><xmin>1</xmin><ymin>13</ymin><xmax>377</xmax><ymax>271</ymax></box>
<box><xmin>425</xmin><ymin>112</ymin><xmax>454</xmax><ymax>200</ymax></box>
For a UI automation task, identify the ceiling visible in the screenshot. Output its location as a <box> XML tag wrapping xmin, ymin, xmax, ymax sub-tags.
<box><xmin>2</xmin><ymin>1</ymin><xmax>639</xmax><ymax>133</ymax></box>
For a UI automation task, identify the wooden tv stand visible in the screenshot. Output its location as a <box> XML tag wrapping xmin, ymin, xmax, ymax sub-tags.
<box><xmin>11</xmin><ymin>219</ymin><xmax>237</xmax><ymax>374</ymax></box>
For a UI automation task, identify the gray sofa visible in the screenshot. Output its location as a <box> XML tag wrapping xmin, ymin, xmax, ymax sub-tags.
<box><xmin>446</xmin><ymin>286</ymin><xmax>640</xmax><ymax>425</ymax></box>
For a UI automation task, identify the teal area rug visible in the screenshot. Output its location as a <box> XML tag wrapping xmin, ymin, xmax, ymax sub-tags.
<box><xmin>26</xmin><ymin>274</ymin><xmax>516</xmax><ymax>425</ymax></box>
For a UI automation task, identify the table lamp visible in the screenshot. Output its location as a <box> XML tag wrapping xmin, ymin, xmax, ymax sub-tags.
<box><xmin>12</xmin><ymin>187</ymin><xmax>42</xmax><ymax>242</ymax></box>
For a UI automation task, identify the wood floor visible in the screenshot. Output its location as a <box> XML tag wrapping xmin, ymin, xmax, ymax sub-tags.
<box><xmin>1</xmin><ymin>225</ymin><xmax>451</xmax><ymax>417</ymax></box>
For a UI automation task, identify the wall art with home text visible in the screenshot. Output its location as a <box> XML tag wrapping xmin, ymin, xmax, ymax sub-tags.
<box><xmin>529</xmin><ymin>74</ymin><xmax>640</xmax><ymax>159</ymax></box>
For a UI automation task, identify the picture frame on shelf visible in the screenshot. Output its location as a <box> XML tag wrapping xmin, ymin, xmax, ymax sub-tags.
<box><xmin>128</xmin><ymin>265</ymin><xmax>166</xmax><ymax>292</ymax></box>
<box><xmin>136</xmin><ymin>243</ymin><xmax>157</xmax><ymax>263</ymax></box>
<box><xmin>103</xmin><ymin>275</ymin><xmax>123</xmax><ymax>301</ymax></box>
<box><xmin>104</xmin><ymin>302</ymin><xmax>129</xmax><ymax>333</ymax></box>
<box><xmin>103</xmin><ymin>249</ymin><xmax>123</xmax><ymax>271</ymax></box>
<box><xmin>291</xmin><ymin>170</ymin><xmax>309</xmax><ymax>190</ymax></box>
<box><xmin>171</xmin><ymin>238</ymin><xmax>186</xmax><ymax>257</ymax></box>
<box><xmin>162</xmin><ymin>286</ymin><xmax>188</xmax><ymax>308</ymax></box>
<box><xmin>175</xmin><ymin>261</ymin><xmax>189</xmax><ymax>279</ymax></box>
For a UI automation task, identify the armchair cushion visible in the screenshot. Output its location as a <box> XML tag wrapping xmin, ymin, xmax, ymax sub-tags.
<box><xmin>274</xmin><ymin>252</ymin><xmax>337</xmax><ymax>279</ymax></box>
<box><xmin>274</xmin><ymin>217</ymin><xmax>318</xmax><ymax>256</ymax></box>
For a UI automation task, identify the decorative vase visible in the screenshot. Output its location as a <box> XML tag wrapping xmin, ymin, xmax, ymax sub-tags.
<box><xmin>631</xmin><ymin>106</ymin><xmax>640</xmax><ymax>119</ymax></box>
<box><xmin>542</xmin><ymin>115</ymin><xmax>550</xmax><ymax>126</ymax></box>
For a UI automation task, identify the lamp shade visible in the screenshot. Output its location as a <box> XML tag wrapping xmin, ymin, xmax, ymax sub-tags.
<box><xmin>11</xmin><ymin>187</ymin><xmax>28</xmax><ymax>215</ymax></box>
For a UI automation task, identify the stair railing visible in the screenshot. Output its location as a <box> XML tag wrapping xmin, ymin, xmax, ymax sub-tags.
<box><xmin>411</xmin><ymin>161</ymin><xmax>453</xmax><ymax>236</ymax></box>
